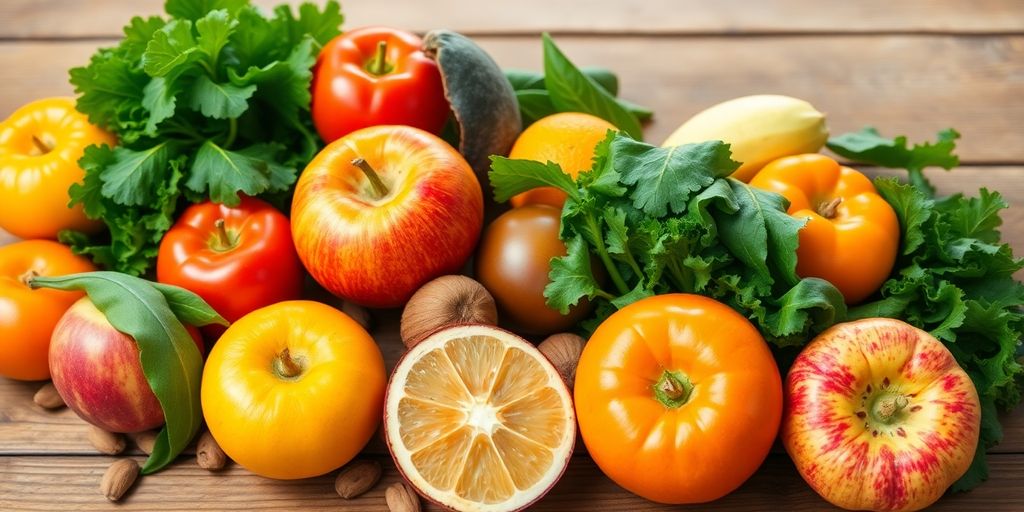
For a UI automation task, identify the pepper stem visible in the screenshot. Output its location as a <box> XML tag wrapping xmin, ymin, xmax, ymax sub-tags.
<box><xmin>30</xmin><ymin>135</ymin><xmax>51</xmax><ymax>155</ymax></box>
<box><xmin>274</xmin><ymin>348</ymin><xmax>304</xmax><ymax>380</ymax></box>
<box><xmin>211</xmin><ymin>219</ymin><xmax>238</xmax><ymax>252</ymax></box>
<box><xmin>653</xmin><ymin>370</ymin><xmax>694</xmax><ymax>409</ymax></box>
<box><xmin>871</xmin><ymin>394</ymin><xmax>909</xmax><ymax>424</ymax></box>
<box><xmin>352</xmin><ymin>158</ymin><xmax>390</xmax><ymax>198</ymax></box>
<box><xmin>18</xmin><ymin>269</ymin><xmax>39</xmax><ymax>287</ymax></box>
<box><xmin>817</xmin><ymin>197</ymin><xmax>843</xmax><ymax>219</ymax></box>
<box><xmin>369</xmin><ymin>40</ymin><xmax>390</xmax><ymax>76</ymax></box>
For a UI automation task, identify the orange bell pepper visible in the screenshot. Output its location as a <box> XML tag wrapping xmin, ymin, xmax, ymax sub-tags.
<box><xmin>749</xmin><ymin>153</ymin><xmax>899</xmax><ymax>304</ymax></box>
<box><xmin>0</xmin><ymin>97</ymin><xmax>114</xmax><ymax>239</ymax></box>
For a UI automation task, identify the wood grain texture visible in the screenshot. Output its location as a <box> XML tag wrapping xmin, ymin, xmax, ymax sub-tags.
<box><xmin>1</xmin><ymin>0</ymin><xmax>1022</xmax><ymax>38</ymax></box>
<box><xmin>1</xmin><ymin>35</ymin><xmax>1021</xmax><ymax>162</ymax></box>
<box><xmin>2</xmin><ymin>454</ymin><xmax>1024</xmax><ymax>511</ymax></box>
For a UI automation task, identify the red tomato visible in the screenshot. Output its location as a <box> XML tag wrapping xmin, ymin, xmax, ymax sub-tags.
<box><xmin>311</xmin><ymin>26</ymin><xmax>450</xmax><ymax>143</ymax></box>
<box><xmin>156</xmin><ymin>197</ymin><xmax>303</xmax><ymax>332</ymax></box>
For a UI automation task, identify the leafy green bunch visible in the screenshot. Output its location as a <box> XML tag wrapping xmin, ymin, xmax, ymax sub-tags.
<box><xmin>832</xmin><ymin>128</ymin><xmax>1024</xmax><ymax>490</ymax></box>
<box><xmin>490</xmin><ymin>132</ymin><xmax>847</xmax><ymax>344</ymax></box>
<box><xmin>64</xmin><ymin>0</ymin><xmax>344</xmax><ymax>275</ymax></box>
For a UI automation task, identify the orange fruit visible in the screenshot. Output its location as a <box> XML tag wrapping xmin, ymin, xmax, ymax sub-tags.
<box><xmin>508</xmin><ymin>112</ymin><xmax>617</xmax><ymax>208</ymax></box>
<box><xmin>384</xmin><ymin>324</ymin><xmax>575</xmax><ymax>511</ymax></box>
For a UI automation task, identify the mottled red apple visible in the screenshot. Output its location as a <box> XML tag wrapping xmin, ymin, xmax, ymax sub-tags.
<box><xmin>783</xmin><ymin>318</ymin><xmax>980</xmax><ymax>512</ymax></box>
<box><xmin>49</xmin><ymin>297</ymin><xmax>203</xmax><ymax>433</ymax></box>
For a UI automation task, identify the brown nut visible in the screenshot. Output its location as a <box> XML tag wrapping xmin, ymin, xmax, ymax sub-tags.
<box><xmin>335</xmin><ymin>459</ymin><xmax>382</xmax><ymax>499</ymax></box>
<box><xmin>400</xmin><ymin>275</ymin><xmax>497</xmax><ymax>348</ymax></box>
<box><xmin>33</xmin><ymin>382</ymin><xmax>65</xmax><ymax>410</ymax></box>
<box><xmin>100</xmin><ymin>458</ymin><xmax>140</xmax><ymax>502</ymax></box>
<box><xmin>88</xmin><ymin>425</ymin><xmax>126</xmax><ymax>455</ymax></box>
<box><xmin>196</xmin><ymin>431</ymin><xmax>227</xmax><ymax>471</ymax></box>
<box><xmin>538</xmin><ymin>333</ymin><xmax>586</xmax><ymax>389</ymax></box>
<box><xmin>341</xmin><ymin>300</ymin><xmax>373</xmax><ymax>331</ymax></box>
<box><xmin>130</xmin><ymin>430</ymin><xmax>158</xmax><ymax>455</ymax></box>
<box><xmin>385</xmin><ymin>482</ymin><xmax>421</xmax><ymax>512</ymax></box>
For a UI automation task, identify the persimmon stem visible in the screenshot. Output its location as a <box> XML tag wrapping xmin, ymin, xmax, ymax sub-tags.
<box><xmin>275</xmin><ymin>348</ymin><xmax>304</xmax><ymax>379</ymax></box>
<box><xmin>817</xmin><ymin>197</ymin><xmax>843</xmax><ymax>219</ymax></box>
<box><xmin>352</xmin><ymin>158</ymin><xmax>390</xmax><ymax>198</ymax></box>
<box><xmin>31</xmin><ymin>135</ymin><xmax>51</xmax><ymax>155</ymax></box>
<box><xmin>370</xmin><ymin>40</ymin><xmax>389</xmax><ymax>76</ymax></box>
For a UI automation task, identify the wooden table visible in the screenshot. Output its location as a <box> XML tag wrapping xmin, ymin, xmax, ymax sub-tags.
<box><xmin>1</xmin><ymin>1</ymin><xmax>1023</xmax><ymax>510</ymax></box>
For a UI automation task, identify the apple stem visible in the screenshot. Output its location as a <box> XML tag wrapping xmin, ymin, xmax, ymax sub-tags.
<box><xmin>275</xmin><ymin>348</ymin><xmax>304</xmax><ymax>379</ymax></box>
<box><xmin>352</xmin><ymin>158</ymin><xmax>390</xmax><ymax>198</ymax></box>
<box><xmin>30</xmin><ymin>135</ymin><xmax>51</xmax><ymax>155</ymax></box>
<box><xmin>18</xmin><ymin>269</ymin><xmax>39</xmax><ymax>287</ymax></box>
<box><xmin>369</xmin><ymin>40</ymin><xmax>390</xmax><ymax>76</ymax></box>
<box><xmin>817</xmin><ymin>197</ymin><xmax>843</xmax><ymax>219</ymax></box>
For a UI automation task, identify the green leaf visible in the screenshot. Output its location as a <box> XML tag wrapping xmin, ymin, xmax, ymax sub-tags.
<box><xmin>544</xmin><ymin>236</ymin><xmax>603</xmax><ymax>314</ymax></box>
<box><xmin>764</xmin><ymin>278</ymin><xmax>847</xmax><ymax>341</ymax></box>
<box><xmin>514</xmin><ymin>89</ymin><xmax>557</xmax><ymax>126</ymax></box>
<box><xmin>504</xmin><ymin>69</ymin><xmax>545</xmax><ymax>90</ymax></box>
<box><xmin>28</xmin><ymin>272</ymin><xmax>216</xmax><ymax>474</ymax></box>
<box><xmin>141</xmin><ymin>77</ymin><xmax>179</xmax><ymax>133</ymax></box>
<box><xmin>195</xmin><ymin>9</ymin><xmax>237</xmax><ymax>61</ymax></box>
<box><xmin>187</xmin><ymin>141</ymin><xmax>296</xmax><ymax>206</ymax></box>
<box><xmin>615</xmin><ymin>137</ymin><xmax>739</xmax><ymax>217</ymax></box>
<box><xmin>69</xmin><ymin>54</ymin><xmax>148</xmax><ymax>130</ymax></box>
<box><xmin>165</xmin><ymin>0</ymin><xmax>247</xmax><ymax>21</ymax></box>
<box><xmin>122</xmin><ymin>16</ymin><xmax>168</xmax><ymax>61</ymax></box>
<box><xmin>488</xmin><ymin>156</ymin><xmax>578</xmax><ymax>204</ymax></box>
<box><xmin>99</xmin><ymin>143</ymin><xmax>173</xmax><ymax>206</ymax></box>
<box><xmin>873</xmin><ymin>177</ymin><xmax>933</xmax><ymax>255</ymax></box>
<box><xmin>272</xmin><ymin>1</ymin><xmax>345</xmax><ymax>46</ymax></box>
<box><xmin>827</xmin><ymin>127</ymin><xmax>959</xmax><ymax>196</ymax></box>
<box><xmin>542</xmin><ymin>33</ymin><xmax>643</xmax><ymax>139</ymax></box>
<box><xmin>150</xmin><ymin>282</ymin><xmax>228</xmax><ymax>327</ymax></box>
<box><xmin>229</xmin><ymin>35</ymin><xmax>317</xmax><ymax>124</ymax></box>
<box><xmin>188</xmin><ymin>74</ymin><xmax>256</xmax><ymax>118</ymax></box>
<box><xmin>142</xmin><ymin>19</ymin><xmax>199</xmax><ymax>77</ymax></box>
<box><xmin>715</xmin><ymin>180</ymin><xmax>804</xmax><ymax>288</ymax></box>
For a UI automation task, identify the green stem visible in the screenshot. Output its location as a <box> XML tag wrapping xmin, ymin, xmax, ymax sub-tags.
<box><xmin>223</xmin><ymin>118</ymin><xmax>238</xmax><ymax>148</ymax></box>
<box><xmin>198</xmin><ymin>60</ymin><xmax>217</xmax><ymax>80</ymax></box>
<box><xmin>584</xmin><ymin>214</ymin><xmax>629</xmax><ymax>294</ymax></box>
<box><xmin>653</xmin><ymin>370</ymin><xmax>693</xmax><ymax>409</ymax></box>
<box><xmin>210</xmin><ymin>219</ymin><xmax>238</xmax><ymax>252</ymax></box>
<box><xmin>593</xmin><ymin>289</ymin><xmax>616</xmax><ymax>301</ymax></box>
<box><xmin>667</xmin><ymin>258</ymin><xmax>694</xmax><ymax>292</ymax></box>
<box><xmin>622</xmin><ymin>249</ymin><xmax>644</xmax><ymax>281</ymax></box>
<box><xmin>367</xmin><ymin>40</ymin><xmax>392</xmax><ymax>76</ymax></box>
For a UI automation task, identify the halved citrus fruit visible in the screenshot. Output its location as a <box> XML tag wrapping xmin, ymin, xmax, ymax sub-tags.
<box><xmin>384</xmin><ymin>324</ymin><xmax>576</xmax><ymax>512</ymax></box>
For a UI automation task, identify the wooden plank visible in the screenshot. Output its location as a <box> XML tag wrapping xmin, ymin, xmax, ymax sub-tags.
<box><xmin>1</xmin><ymin>0</ymin><xmax>1022</xmax><ymax>39</ymax></box>
<box><xmin>2</xmin><ymin>453</ymin><xmax>1023</xmax><ymax>511</ymax></box>
<box><xmin>0</xmin><ymin>36</ymin><xmax>1021</xmax><ymax>163</ymax></box>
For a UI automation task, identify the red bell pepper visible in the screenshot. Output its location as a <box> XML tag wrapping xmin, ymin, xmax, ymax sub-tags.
<box><xmin>311</xmin><ymin>26</ymin><xmax>450</xmax><ymax>143</ymax></box>
<box><xmin>156</xmin><ymin>197</ymin><xmax>304</xmax><ymax>333</ymax></box>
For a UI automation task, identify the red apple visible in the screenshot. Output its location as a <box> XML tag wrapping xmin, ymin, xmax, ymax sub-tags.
<box><xmin>290</xmin><ymin>125</ymin><xmax>483</xmax><ymax>308</ymax></box>
<box><xmin>48</xmin><ymin>297</ymin><xmax>203</xmax><ymax>433</ymax></box>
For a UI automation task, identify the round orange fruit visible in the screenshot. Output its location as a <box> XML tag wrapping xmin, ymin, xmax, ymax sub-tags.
<box><xmin>508</xmin><ymin>112</ymin><xmax>616</xmax><ymax>208</ymax></box>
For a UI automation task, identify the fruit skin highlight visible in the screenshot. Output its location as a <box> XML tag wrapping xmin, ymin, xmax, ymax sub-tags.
<box><xmin>201</xmin><ymin>300</ymin><xmax>386</xmax><ymax>480</ymax></box>
<box><xmin>662</xmin><ymin>94</ymin><xmax>827</xmax><ymax>182</ymax></box>
<box><xmin>575</xmin><ymin>293</ymin><xmax>783</xmax><ymax>504</ymax></box>
<box><xmin>783</xmin><ymin>318</ymin><xmax>980</xmax><ymax>512</ymax></box>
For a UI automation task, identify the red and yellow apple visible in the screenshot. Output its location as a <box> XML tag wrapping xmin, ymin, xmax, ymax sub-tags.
<box><xmin>783</xmin><ymin>318</ymin><xmax>980</xmax><ymax>512</ymax></box>
<box><xmin>49</xmin><ymin>297</ymin><xmax>203</xmax><ymax>433</ymax></box>
<box><xmin>291</xmin><ymin>125</ymin><xmax>483</xmax><ymax>308</ymax></box>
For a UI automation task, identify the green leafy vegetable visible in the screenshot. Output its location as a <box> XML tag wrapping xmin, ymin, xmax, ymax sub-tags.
<box><xmin>490</xmin><ymin>132</ymin><xmax>847</xmax><ymax>347</ymax></box>
<box><xmin>834</xmin><ymin>130</ymin><xmax>1023</xmax><ymax>491</ymax></box>
<box><xmin>826</xmin><ymin>127</ymin><xmax>959</xmax><ymax>196</ymax></box>
<box><xmin>502</xmin><ymin>36</ymin><xmax>651</xmax><ymax>133</ymax></box>
<box><xmin>28</xmin><ymin>272</ymin><xmax>226</xmax><ymax>474</ymax></box>
<box><xmin>64</xmin><ymin>0</ymin><xmax>343</xmax><ymax>275</ymax></box>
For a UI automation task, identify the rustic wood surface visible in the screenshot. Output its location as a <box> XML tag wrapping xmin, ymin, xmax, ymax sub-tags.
<box><xmin>1</xmin><ymin>0</ymin><xmax>1022</xmax><ymax>510</ymax></box>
